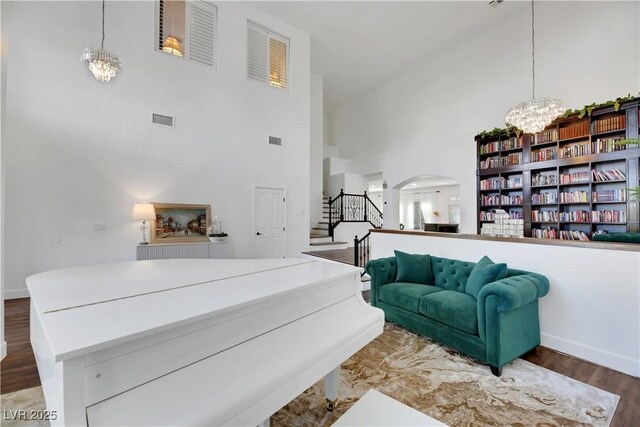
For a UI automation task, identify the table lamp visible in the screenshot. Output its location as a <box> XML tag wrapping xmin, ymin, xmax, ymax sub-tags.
<box><xmin>133</xmin><ymin>203</ymin><xmax>156</xmax><ymax>245</ymax></box>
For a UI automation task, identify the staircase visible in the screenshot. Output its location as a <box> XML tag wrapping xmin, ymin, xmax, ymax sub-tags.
<box><xmin>309</xmin><ymin>197</ymin><xmax>348</xmax><ymax>250</ymax></box>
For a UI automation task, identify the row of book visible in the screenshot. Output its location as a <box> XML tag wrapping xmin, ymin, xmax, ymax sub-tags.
<box><xmin>531</xmin><ymin>210</ymin><xmax>626</xmax><ymax>223</ymax></box>
<box><xmin>532</xmin><ymin>210</ymin><xmax>559</xmax><ymax>222</ymax></box>
<box><xmin>479</xmin><ymin>153</ymin><xmax>523</xmax><ymax>169</ymax></box>
<box><xmin>559</xmin><ymin>191</ymin><xmax>589</xmax><ymax>203</ymax></box>
<box><xmin>592</xmin><ymin>168</ymin><xmax>626</xmax><ymax>181</ymax></box>
<box><xmin>532</xmin><ymin>227</ymin><xmax>591</xmax><ymax>241</ymax></box>
<box><xmin>559</xmin><ymin>121</ymin><xmax>589</xmax><ymax>140</ymax></box>
<box><xmin>530</xmin><ymin>189</ymin><xmax>627</xmax><ymax>204</ymax></box>
<box><xmin>531</xmin><ymin>173</ymin><xmax>558</xmax><ymax>186</ymax></box>
<box><xmin>479</xmin><ymin>177</ymin><xmax>523</xmax><ymax>190</ymax></box>
<box><xmin>559</xmin><ymin>211</ymin><xmax>590</xmax><ymax>223</ymax></box>
<box><xmin>478</xmin><ymin>137</ymin><xmax>523</xmax><ymax>155</ymax></box>
<box><xmin>479</xmin><ymin>211</ymin><xmax>524</xmax><ymax>221</ymax></box>
<box><xmin>531</xmin><ymin>147</ymin><xmax>557</xmax><ymax>162</ymax></box>
<box><xmin>591</xmin><ymin>115</ymin><xmax>626</xmax><ymax>134</ymax></box>
<box><xmin>592</xmin><ymin>137</ymin><xmax>629</xmax><ymax>154</ymax></box>
<box><xmin>532</xmin><ymin>192</ymin><xmax>557</xmax><ymax>204</ymax></box>
<box><xmin>592</xmin><ymin>210</ymin><xmax>626</xmax><ymax>223</ymax></box>
<box><xmin>479</xmin><ymin>195</ymin><xmax>523</xmax><ymax>206</ymax></box>
<box><xmin>592</xmin><ymin>189</ymin><xmax>626</xmax><ymax>202</ymax></box>
<box><xmin>533</xmin><ymin>129</ymin><xmax>559</xmax><ymax>145</ymax></box>
<box><xmin>560</xmin><ymin>171</ymin><xmax>590</xmax><ymax>184</ymax></box>
<box><xmin>558</xmin><ymin>142</ymin><xmax>590</xmax><ymax>159</ymax></box>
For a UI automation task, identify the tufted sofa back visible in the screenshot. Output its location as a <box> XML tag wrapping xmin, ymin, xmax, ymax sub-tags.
<box><xmin>430</xmin><ymin>256</ymin><xmax>475</xmax><ymax>292</ymax></box>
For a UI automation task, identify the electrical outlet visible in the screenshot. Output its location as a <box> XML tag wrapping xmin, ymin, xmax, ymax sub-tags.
<box><xmin>93</xmin><ymin>224</ymin><xmax>107</xmax><ymax>232</ymax></box>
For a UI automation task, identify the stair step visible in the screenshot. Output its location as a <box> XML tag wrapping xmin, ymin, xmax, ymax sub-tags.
<box><xmin>310</xmin><ymin>241</ymin><xmax>348</xmax><ymax>246</ymax></box>
<box><xmin>318</xmin><ymin>221</ymin><xmax>329</xmax><ymax>225</ymax></box>
<box><xmin>312</xmin><ymin>226</ymin><xmax>328</xmax><ymax>231</ymax></box>
<box><xmin>310</xmin><ymin>232</ymin><xmax>329</xmax><ymax>237</ymax></box>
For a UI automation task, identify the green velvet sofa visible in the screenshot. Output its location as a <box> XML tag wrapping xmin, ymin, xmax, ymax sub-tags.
<box><xmin>366</xmin><ymin>251</ymin><xmax>550</xmax><ymax>376</ymax></box>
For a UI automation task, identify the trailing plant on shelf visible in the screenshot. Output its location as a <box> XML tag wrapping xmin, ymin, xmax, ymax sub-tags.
<box><xmin>476</xmin><ymin>124</ymin><xmax>521</xmax><ymax>139</ymax></box>
<box><xmin>559</xmin><ymin>94</ymin><xmax>638</xmax><ymax>119</ymax></box>
<box><xmin>617</xmin><ymin>138</ymin><xmax>640</xmax><ymax>200</ymax></box>
<box><xmin>207</xmin><ymin>216</ymin><xmax>228</xmax><ymax>241</ymax></box>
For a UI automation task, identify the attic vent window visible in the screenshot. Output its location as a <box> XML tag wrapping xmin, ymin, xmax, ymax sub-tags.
<box><xmin>247</xmin><ymin>21</ymin><xmax>289</xmax><ymax>89</ymax></box>
<box><xmin>157</xmin><ymin>0</ymin><xmax>217</xmax><ymax>68</ymax></box>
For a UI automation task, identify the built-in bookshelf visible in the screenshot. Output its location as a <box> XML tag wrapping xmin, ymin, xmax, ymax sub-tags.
<box><xmin>476</xmin><ymin>97</ymin><xmax>640</xmax><ymax>241</ymax></box>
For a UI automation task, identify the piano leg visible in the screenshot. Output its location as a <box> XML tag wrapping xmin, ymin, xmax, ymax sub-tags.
<box><xmin>324</xmin><ymin>366</ymin><xmax>340</xmax><ymax>411</ymax></box>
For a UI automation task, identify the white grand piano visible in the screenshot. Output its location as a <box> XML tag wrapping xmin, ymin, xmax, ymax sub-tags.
<box><xmin>27</xmin><ymin>258</ymin><xmax>384</xmax><ymax>426</ymax></box>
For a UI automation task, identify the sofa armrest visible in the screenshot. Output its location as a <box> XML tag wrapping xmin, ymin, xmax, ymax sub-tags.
<box><xmin>477</xmin><ymin>272</ymin><xmax>550</xmax><ymax>343</ymax></box>
<box><xmin>365</xmin><ymin>257</ymin><xmax>397</xmax><ymax>306</ymax></box>
<box><xmin>478</xmin><ymin>273</ymin><xmax>549</xmax><ymax>312</ymax></box>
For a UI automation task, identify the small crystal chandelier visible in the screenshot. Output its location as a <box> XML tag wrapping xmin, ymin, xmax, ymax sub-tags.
<box><xmin>506</xmin><ymin>0</ymin><xmax>564</xmax><ymax>134</ymax></box>
<box><xmin>81</xmin><ymin>1</ymin><xmax>121</xmax><ymax>82</ymax></box>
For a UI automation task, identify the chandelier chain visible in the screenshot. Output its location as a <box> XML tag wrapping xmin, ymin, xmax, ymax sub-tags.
<box><xmin>101</xmin><ymin>0</ymin><xmax>105</xmax><ymax>49</ymax></box>
<box><xmin>531</xmin><ymin>0</ymin><xmax>535</xmax><ymax>99</ymax></box>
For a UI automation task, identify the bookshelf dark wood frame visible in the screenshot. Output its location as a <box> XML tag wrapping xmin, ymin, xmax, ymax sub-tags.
<box><xmin>476</xmin><ymin>97</ymin><xmax>640</xmax><ymax>240</ymax></box>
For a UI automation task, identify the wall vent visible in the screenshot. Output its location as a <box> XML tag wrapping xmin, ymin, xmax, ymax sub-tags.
<box><xmin>152</xmin><ymin>113</ymin><xmax>175</xmax><ymax>127</ymax></box>
<box><xmin>269</xmin><ymin>136</ymin><xmax>282</xmax><ymax>146</ymax></box>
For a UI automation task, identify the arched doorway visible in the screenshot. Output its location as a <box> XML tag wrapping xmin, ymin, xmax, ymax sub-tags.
<box><xmin>396</xmin><ymin>176</ymin><xmax>460</xmax><ymax>231</ymax></box>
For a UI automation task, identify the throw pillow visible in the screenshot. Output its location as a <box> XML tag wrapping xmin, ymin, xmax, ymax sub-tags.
<box><xmin>465</xmin><ymin>255</ymin><xmax>507</xmax><ymax>298</ymax></box>
<box><xmin>394</xmin><ymin>250</ymin><xmax>434</xmax><ymax>285</ymax></box>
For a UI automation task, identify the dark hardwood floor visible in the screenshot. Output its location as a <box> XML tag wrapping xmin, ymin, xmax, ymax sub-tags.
<box><xmin>2</xmin><ymin>297</ymin><xmax>638</xmax><ymax>426</ymax></box>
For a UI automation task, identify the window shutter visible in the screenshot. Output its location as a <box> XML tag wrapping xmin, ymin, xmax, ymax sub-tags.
<box><xmin>188</xmin><ymin>2</ymin><xmax>217</xmax><ymax>68</ymax></box>
<box><xmin>247</xmin><ymin>23</ymin><xmax>268</xmax><ymax>84</ymax></box>
<box><xmin>247</xmin><ymin>22</ymin><xmax>289</xmax><ymax>89</ymax></box>
<box><xmin>269</xmin><ymin>36</ymin><xmax>287</xmax><ymax>88</ymax></box>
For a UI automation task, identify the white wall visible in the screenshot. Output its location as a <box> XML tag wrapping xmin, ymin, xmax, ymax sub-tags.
<box><xmin>370</xmin><ymin>232</ymin><xmax>640</xmax><ymax>377</ymax></box>
<box><xmin>0</xmin><ymin>0</ymin><xmax>6</xmax><ymax>358</ymax></box>
<box><xmin>331</xmin><ymin>1</ymin><xmax>640</xmax><ymax>234</ymax></box>
<box><xmin>2</xmin><ymin>1</ymin><xmax>310</xmax><ymax>297</ymax></box>
<box><xmin>310</xmin><ymin>73</ymin><xmax>323</xmax><ymax>227</ymax></box>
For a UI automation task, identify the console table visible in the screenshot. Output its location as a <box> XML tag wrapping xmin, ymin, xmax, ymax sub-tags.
<box><xmin>136</xmin><ymin>242</ymin><xmax>229</xmax><ymax>261</ymax></box>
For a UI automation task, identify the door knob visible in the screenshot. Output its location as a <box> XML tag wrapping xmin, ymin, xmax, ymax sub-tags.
<box><xmin>256</xmin><ymin>232</ymin><xmax>262</xmax><ymax>235</ymax></box>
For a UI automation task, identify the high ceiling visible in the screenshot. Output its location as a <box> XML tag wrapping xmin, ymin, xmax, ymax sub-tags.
<box><xmin>248</xmin><ymin>1</ymin><xmax>528</xmax><ymax>112</ymax></box>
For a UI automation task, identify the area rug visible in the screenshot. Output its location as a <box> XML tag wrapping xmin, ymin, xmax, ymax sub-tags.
<box><xmin>1</xmin><ymin>324</ymin><xmax>619</xmax><ymax>427</ymax></box>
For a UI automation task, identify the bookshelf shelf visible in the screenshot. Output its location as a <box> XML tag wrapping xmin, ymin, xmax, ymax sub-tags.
<box><xmin>476</xmin><ymin>96</ymin><xmax>640</xmax><ymax>238</ymax></box>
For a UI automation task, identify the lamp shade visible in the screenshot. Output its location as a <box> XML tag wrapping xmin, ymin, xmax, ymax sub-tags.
<box><xmin>132</xmin><ymin>203</ymin><xmax>156</xmax><ymax>220</ymax></box>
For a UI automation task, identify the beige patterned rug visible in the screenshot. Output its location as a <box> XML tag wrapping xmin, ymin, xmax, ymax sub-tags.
<box><xmin>1</xmin><ymin>324</ymin><xmax>619</xmax><ymax>426</ymax></box>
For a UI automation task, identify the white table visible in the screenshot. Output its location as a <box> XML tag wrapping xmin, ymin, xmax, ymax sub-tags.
<box><xmin>332</xmin><ymin>389</ymin><xmax>448</xmax><ymax>427</ymax></box>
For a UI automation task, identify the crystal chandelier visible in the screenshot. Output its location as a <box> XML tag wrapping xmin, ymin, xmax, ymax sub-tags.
<box><xmin>81</xmin><ymin>1</ymin><xmax>121</xmax><ymax>82</ymax></box>
<box><xmin>506</xmin><ymin>0</ymin><xmax>564</xmax><ymax>134</ymax></box>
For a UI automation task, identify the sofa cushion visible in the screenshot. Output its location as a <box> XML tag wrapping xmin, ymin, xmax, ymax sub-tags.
<box><xmin>430</xmin><ymin>256</ymin><xmax>475</xmax><ymax>292</ymax></box>
<box><xmin>419</xmin><ymin>290</ymin><xmax>478</xmax><ymax>335</ymax></box>
<box><xmin>394</xmin><ymin>250</ymin><xmax>434</xmax><ymax>285</ymax></box>
<box><xmin>379</xmin><ymin>282</ymin><xmax>442</xmax><ymax>313</ymax></box>
<box><xmin>465</xmin><ymin>256</ymin><xmax>508</xmax><ymax>299</ymax></box>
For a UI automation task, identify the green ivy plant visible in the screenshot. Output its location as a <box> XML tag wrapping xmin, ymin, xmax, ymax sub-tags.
<box><xmin>618</xmin><ymin>138</ymin><xmax>640</xmax><ymax>200</ymax></box>
<box><xmin>559</xmin><ymin>94</ymin><xmax>637</xmax><ymax>119</ymax></box>
<box><xmin>476</xmin><ymin>124</ymin><xmax>521</xmax><ymax>139</ymax></box>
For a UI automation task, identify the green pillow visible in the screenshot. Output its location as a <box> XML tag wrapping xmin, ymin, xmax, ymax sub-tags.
<box><xmin>394</xmin><ymin>250</ymin><xmax>434</xmax><ymax>285</ymax></box>
<box><xmin>465</xmin><ymin>255</ymin><xmax>507</xmax><ymax>298</ymax></box>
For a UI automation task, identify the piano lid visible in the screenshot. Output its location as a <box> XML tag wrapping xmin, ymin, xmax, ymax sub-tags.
<box><xmin>29</xmin><ymin>258</ymin><xmax>362</xmax><ymax>361</ymax></box>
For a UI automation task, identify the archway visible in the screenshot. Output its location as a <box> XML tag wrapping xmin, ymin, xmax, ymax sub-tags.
<box><xmin>395</xmin><ymin>176</ymin><xmax>460</xmax><ymax>231</ymax></box>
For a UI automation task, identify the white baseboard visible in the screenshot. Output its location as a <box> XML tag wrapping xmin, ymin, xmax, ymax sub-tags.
<box><xmin>1</xmin><ymin>340</ymin><xmax>6</xmax><ymax>360</ymax></box>
<box><xmin>541</xmin><ymin>332</ymin><xmax>639</xmax><ymax>378</ymax></box>
<box><xmin>4</xmin><ymin>288</ymin><xmax>29</xmax><ymax>299</ymax></box>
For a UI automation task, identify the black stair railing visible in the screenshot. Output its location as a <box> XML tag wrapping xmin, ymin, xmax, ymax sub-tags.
<box><xmin>328</xmin><ymin>189</ymin><xmax>383</xmax><ymax>240</ymax></box>
<box><xmin>353</xmin><ymin>232</ymin><xmax>371</xmax><ymax>269</ymax></box>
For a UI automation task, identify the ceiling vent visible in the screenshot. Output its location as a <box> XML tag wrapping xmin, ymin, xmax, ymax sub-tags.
<box><xmin>269</xmin><ymin>136</ymin><xmax>282</xmax><ymax>146</ymax></box>
<box><xmin>152</xmin><ymin>113</ymin><xmax>175</xmax><ymax>127</ymax></box>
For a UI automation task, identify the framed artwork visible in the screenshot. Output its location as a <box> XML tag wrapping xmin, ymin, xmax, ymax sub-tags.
<box><xmin>151</xmin><ymin>203</ymin><xmax>211</xmax><ymax>244</ymax></box>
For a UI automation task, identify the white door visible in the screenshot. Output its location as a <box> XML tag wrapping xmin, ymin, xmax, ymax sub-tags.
<box><xmin>254</xmin><ymin>187</ymin><xmax>286</xmax><ymax>258</ymax></box>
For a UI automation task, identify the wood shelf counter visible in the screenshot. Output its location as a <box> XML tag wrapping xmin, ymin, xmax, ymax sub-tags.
<box><xmin>370</xmin><ymin>229</ymin><xmax>640</xmax><ymax>252</ymax></box>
